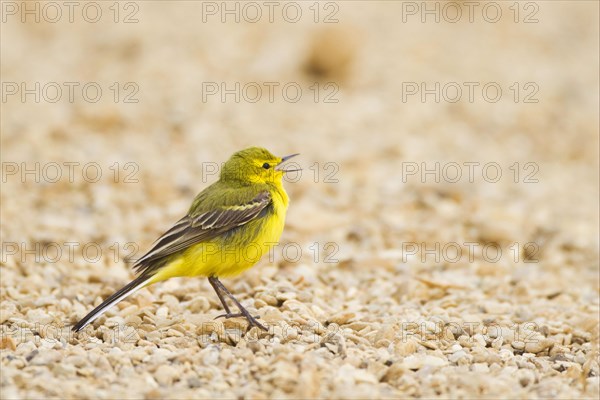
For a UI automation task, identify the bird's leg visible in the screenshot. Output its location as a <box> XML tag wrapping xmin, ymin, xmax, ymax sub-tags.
<box><xmin>208</xmin><ymin>277</ymin><xmax>268</xmax><ymax>331</ymax></box>
<box><xmin>208</xmin><ymin>276</ymin><xmax>232</xmax><ymax>315</ymax></box>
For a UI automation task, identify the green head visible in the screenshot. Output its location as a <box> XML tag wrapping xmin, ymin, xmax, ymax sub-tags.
<box><xmin>220</xmin><ymin>147</ymin><xmax>300</xmax><ymax>185</ymax></box>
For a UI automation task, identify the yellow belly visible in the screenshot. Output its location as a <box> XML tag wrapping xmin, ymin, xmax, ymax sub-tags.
<box><xmin>149</xmin><ymin>187</ymin><xmax>288</xmax><ymax>283</ymax></box>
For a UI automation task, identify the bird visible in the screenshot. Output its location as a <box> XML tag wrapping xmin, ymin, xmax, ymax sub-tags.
<box><xmin>72</xmin><ymin>147</ymin><xmax>299</xmax><ymax>332</ymax></box>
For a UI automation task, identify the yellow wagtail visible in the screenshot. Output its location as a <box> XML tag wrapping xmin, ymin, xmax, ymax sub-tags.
<box><xmin>72</xmin><ymin>147</ymin><xmax>299</xmax><ymax>332</ymax></box>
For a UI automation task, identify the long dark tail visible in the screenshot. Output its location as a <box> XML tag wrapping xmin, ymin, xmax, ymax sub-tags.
<box><xmin>72</xmin><ymin>274</ymin><xmax>154</xmax><ymax>332</ymax></box>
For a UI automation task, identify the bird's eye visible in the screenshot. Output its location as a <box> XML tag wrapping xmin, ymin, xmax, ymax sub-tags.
<box><xmin>262</xmin><ymin>163</ymin><xmax>270</xmax><ymax>169</ymax></box>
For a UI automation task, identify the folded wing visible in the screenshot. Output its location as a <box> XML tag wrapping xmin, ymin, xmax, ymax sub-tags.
<box><xmin>132</xmin><ymin>191</ymin><xmax>272</xmax><ymax>275</ymax></box>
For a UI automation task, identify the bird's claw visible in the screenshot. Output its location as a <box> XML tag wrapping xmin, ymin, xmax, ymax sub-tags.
<box><xmin>215</xmin><ymin>312</ymin><xmax>242</xmax><ymax>320</ymax></box>
<box><xmin>214</xmin><ymin>312</ymin><xmax>267</xmax><ymax>331</ymax></box>
<box><xmin>215</xmin><ymin>313</ymin><xmax>261</xmax><ymax>320</ymax></box>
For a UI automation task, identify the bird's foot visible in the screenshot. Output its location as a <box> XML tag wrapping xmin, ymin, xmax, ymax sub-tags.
<box><xmin>215</xmin><ymin>312</ymin><xmax>246</xmax><ymax>319</ymax></box>
<box><xmin>215</xmin><ymin>311</ymin><xmax>268</xmax><ymax>331</ymax></box>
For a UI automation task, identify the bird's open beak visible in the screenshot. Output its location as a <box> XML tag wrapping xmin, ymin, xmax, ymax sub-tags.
<box><xmin>275</xmin><ymin>153</ymin><xmax>301</xmax><ymax>172</ymax></box>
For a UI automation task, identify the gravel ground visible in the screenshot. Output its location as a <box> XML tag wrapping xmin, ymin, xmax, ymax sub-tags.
<box><xmin>1</xmin><ymin>1</ymin><xmax>599</xmax><ymax>399</ymax></box>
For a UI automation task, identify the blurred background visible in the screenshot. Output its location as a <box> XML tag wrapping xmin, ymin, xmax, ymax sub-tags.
<box><xmin>1</xmin><ymin>1</ymin><xmax>599</xmax><ymax>398</ymax></box>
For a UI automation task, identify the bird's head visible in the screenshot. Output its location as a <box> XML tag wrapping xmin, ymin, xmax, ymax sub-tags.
<box><xmin>220</xmin><ymin>147</ymin><xmax>300</xmax><ymax>185</ymax></box>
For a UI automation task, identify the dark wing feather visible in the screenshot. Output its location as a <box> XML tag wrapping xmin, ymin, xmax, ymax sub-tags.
<box><xmin>132</xmin><ymin>191</ymin><xmax>271</xmax><ymax>274</ymax></box>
